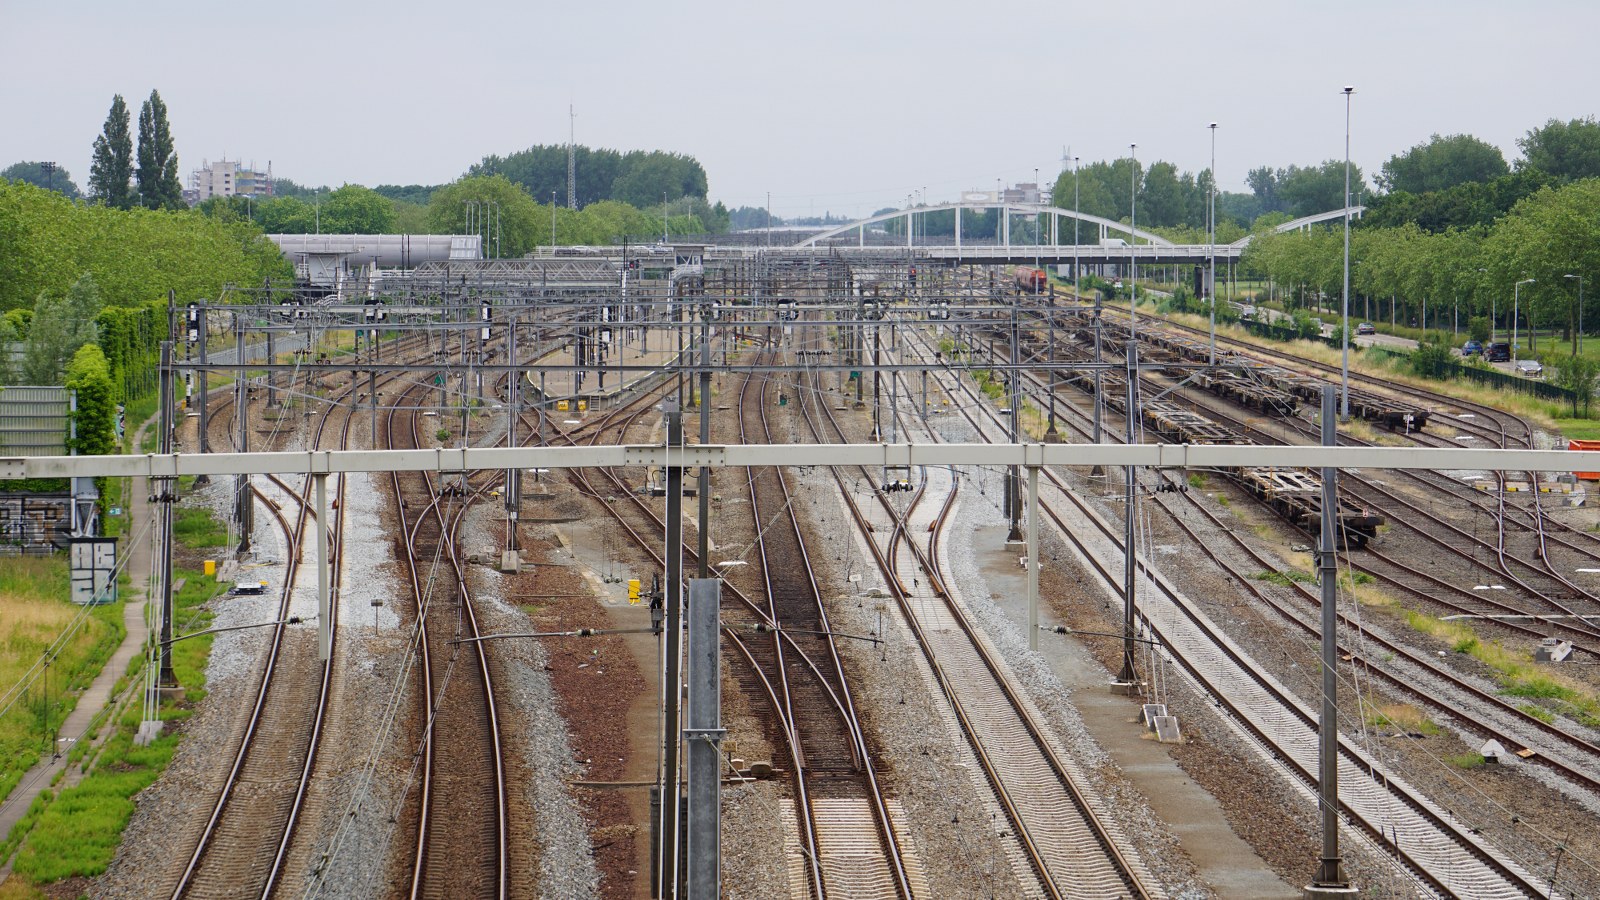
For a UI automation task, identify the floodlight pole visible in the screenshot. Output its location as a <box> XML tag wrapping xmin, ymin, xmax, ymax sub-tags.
<box><xmin>1341</xmin><ymin>86</ymin><xmax>1355</xmax><ymax>420</ymax></box>
<box><xmin>1208</xmin><ymin>122</ymin><xmax>1218</xmax><ymax>367</ymax></box>
<box><xmin>1514</xmin><ymin>278</ymin><xmax>1535</xmax><ymax>368</ymax></box>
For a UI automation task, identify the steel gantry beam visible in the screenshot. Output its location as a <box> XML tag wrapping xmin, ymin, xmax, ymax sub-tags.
<box><xmin>10</xmin><ymin>442</ymin><xmax>1599</xmax><ymax>481</ymax></box>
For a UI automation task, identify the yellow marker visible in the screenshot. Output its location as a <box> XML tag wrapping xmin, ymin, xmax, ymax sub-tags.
<box><xmin>577</xmin><ymin>400</ymin><xmax>588</xmax><ymax>412</ymax></box>
<box><xmin>627</xmin><ymin>578</ymin><xmax>641</xmax><ymax>604</ymax></box>
<box><xmin>557</xmin><ymin>400</ymin><xmax>570</xmax><ymax>412</ymax></box>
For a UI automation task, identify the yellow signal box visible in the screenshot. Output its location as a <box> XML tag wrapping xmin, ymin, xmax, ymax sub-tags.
<box><xmin>627</xmin><ymin>578</ymin><xmax>641</xmax><ymax>604</ymax></box>
<box><xmin>557</xmin><ymin>400</ymin><xmax>570</xmax><ymax>412</ymax></box>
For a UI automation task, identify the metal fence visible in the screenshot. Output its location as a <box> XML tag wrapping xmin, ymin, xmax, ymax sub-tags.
<box><xmin>0</xmin><ymin>385</ymin><xmax>71</xmax><ymax>456</ymax></box>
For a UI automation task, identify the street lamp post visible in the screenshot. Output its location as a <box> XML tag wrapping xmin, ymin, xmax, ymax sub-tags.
<box><xmin>1340</xmin><ymin>86</ymin><xmax>1355</xmax><ymax>420</ymax></box>
<box><xmin>1567</xmin><ymin>274</ymin><xmax>1585</xmax><ymax>356</ymax></box>
<box><xmin>1073</xmin><ymin>156</ymin><xmax>1081</xmax><ymax>294</ymax></box>
<box><xmin>1208</xmin><ymin>122</ymin><xmax>1218</xmax><ymax>367</ymax></box>
<box><xmin>1514</xmin><ymin>278</ymin><xmax>1535</xmax><ymax>368</ymax></box>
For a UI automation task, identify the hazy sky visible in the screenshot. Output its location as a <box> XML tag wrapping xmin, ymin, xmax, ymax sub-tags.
<box><xmin>4</xmin><ymin>1</ymin><xmax>1596</xmax><ymax>219</ymax></box>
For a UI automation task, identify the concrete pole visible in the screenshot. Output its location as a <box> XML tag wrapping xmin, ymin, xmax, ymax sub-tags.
<box><xmin>1308</xmin><ymin>386</ymin><xmax>1353</xmax><ymax>896</ymax></box>
<box><xmin>684</xmin><ymin>578</ymin><xmax>723</xmax><ymax>899</ymax></box>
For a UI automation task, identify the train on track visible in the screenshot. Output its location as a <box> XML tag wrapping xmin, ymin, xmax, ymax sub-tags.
<box><xmin>1066</xmin><ymin>307</ymin><xmax>1433</xmax><ymax>431</ymax></box>
<box><xmin>1014</xmin><ymin>267</ymin><xmax>1048</xmax><ymax>294</ymax></box>
<box><xmin>1118</xmin><ymin>397</ymin><xmax>1386</xmax><ymax>549</ymax></box>
<box><xmin>983</xmin><ymin>322</ymin><xmax>1387</xmax><ymax>549</ymax></box>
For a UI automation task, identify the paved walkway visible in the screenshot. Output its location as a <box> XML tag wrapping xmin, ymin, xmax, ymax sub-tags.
<box><xmin>0</xmin><ymin>417</ymin><xmax>157</xmax><ymax>878</ymax></box>
<box><xmin>973</xmin><ymin>523</ymin><xmax>1296</xmax><ymax>897</ymax></box>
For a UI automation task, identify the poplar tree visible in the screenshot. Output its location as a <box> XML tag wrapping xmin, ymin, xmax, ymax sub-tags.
<box><xmin>136</xmin><ymin>90</ymin><xmax>183</xmax><ymax>210</ymax></box>
<box><xmin>88</xmin><ymin>94</ymin><xmax>134</xmax><ymax>209</ymax></box>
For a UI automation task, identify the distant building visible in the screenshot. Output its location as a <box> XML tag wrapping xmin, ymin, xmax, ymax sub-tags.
<box><xmin>1002</xmin><ymin>182</ymin><xmax>1044</xmax><ymax>205</ymax></box>
<box><xmin>188</xmin><ymin>159</ymin><xmax>273</xmax><ymax>203</ymax></box>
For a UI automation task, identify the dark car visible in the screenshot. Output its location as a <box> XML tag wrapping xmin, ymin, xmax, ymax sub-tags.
<box><xmin>1462</xmin><ymin>340</ymin><xmax>1483</xmax><ymax>356</ymax></box>
<box><xmin>1356</xmin><ymin>322</ymin><xmax>1376</xmax><ymax>335</ymax></box>
<box><xmin>1485</xmin><ymin>342</ymin><xmax>1511</xmax><ymax>362</ymax></box>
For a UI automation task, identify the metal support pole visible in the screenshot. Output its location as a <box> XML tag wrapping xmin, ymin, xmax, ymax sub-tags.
<box><xmin>1093</xmin><ymin>295</ymin><xmax>1104</xmax><ymax>444</ymax></box>
<box><xmin>1118</xmin><ymin>342</ymin><xmax>1139</xmax><ymax>687</ymax></box>
<box><xmin>1026</xmin><ymin>464</ymin><xmax>1040</xmax><ymax>651</ymax></box>
<box><xmin>265</xmin><ymin>330</ymin><xmax>276</xmax><ymax>408</ymax></box>
<box><xmin>1308</xmin><ymin>386</ymin><xmax>1353</xmax><ymax>895</ymax></box>
<box><xmin>684</xmin><ymin>578</ymin><xmax>723</xmax><ymax>899</ymax></box>
<box><xmin>698</xmin><ymin>316</ymin><xmax>711</xmax><ymax>578</ymax></box>
<box><xmin>1046</xmin><ymin>282</ymin><xmax>1058</xmax><ymax>440</ymax></box>
<box><xmin>506</xmin><ymin>318</ymin><xmax>520</xmax><ymax>552</ymax></box>
<box><xmin>315</xmin><ymin>473</ymin><xmax>332</xmax><ymax>662</ymax></box>
<box><xmin>157</xmin><ymin>341</ymin><xmax>176</xmax><ymax>688</ymax></box>
<box><xmin>195</xmin><ymin>306</ymin><xmax>210</xmax><ymax>486</ymax></box>
<box><xmin>235</xmin><ymin>324</ymin><xmax>251</xmax><ymax>553</ymax></box>
<box><xmin>871</xmin><ymin>323</ymin><xmax>882</xmax><ymax>441</ymax></box>
<box><xmin>658</xmin><ymin>403</ymin><xmax>685</xmax><ymax>899</ymax></box>
<box><xmin>1006</xmin><ymin>308</ymin><xmax>1023</xmax><ymax>542</ymax></box>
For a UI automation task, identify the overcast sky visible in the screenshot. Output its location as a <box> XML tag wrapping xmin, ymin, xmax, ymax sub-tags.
<box><xmin>4</xmin><ymin>1</ymin><xmax>1596</xmax><ymax>219</ymax></box>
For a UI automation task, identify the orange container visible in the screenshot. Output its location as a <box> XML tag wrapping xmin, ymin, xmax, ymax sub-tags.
<box><xmin>1570</xmin><ymin>440</ymin><xmax>1600</xmax><ymax>480</ymax></box>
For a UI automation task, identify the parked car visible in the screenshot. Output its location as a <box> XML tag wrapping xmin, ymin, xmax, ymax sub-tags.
<box><xmin>1462</xmin><ymin>340</ymin><xmax>1483</xmax><ymax>356</ymax></box>
<box><xmin>1516</xmin><ymin>359</ymin><xmax>1544</xmax><ymax>377</ymax></box>
<box><xmin>1356</xmin><ymin>322</ymin><xmax>1376</xmax><ymax>335</ymax></box>
<box><xmin>1486</xmin><ymin>341</ymin><xmax>1511</xmax><ymax>362</ymax></box>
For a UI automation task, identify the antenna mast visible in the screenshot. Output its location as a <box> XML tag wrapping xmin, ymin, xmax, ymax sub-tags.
<box><xmin>567</xmin><ymin>105</ymin><xmax>577</xmax><ymax>210</ymax></box>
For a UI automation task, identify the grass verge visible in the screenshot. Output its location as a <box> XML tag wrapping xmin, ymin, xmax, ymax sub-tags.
<box><xmin>0</xmin><ymin>567</ymin><xmax>218</xmax><ymax>886</ymax></box>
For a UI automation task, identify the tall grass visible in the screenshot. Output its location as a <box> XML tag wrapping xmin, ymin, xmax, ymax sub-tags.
<box><xmin>2</xmin><ymin>566</ymin><xmax>217</xmax><ymax>886</ymax></box>
<box><xmin>0</xmin><ymin>558</ymin><xmax>121</xmax><ymax>802</ymax></box>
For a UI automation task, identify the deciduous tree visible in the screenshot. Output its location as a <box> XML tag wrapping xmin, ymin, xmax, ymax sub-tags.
<box><xmin>1</xmin><ymin>162</ymin><xmax>80</xmax><ymax>199</ymax></box>
<box><xmin>23</xmin><ymin>273</ymin><xmax>102</xmax><ymax>384</ymax></box>
<box><xmin>1379</xmin><ymin>134</ymin><xmax>1508</xmax><ymax>194</ymax></box>
<box><xmin>1518</xmin><ymin>117</ymin><xmax>1600</xmax><ymax>181</ymax></box>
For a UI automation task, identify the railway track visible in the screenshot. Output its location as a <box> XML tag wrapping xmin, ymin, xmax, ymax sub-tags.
<box><xmin>737</xmin><ymin>346</ymin><xmax>913</xmax><ymax>900</ymax></box>
<box><xmin>908</xmin><ymin>321</ymin><xmax>1560</xmax><ymax>895</ymax></box>
<box><xmin>167</xmin><ymin>374</ymin><xmax>354</xmax><ymax>898</ymax></box>
<box><xmin>792</xmin><ymin>346</ymin><xmax>1161</xmax><ymax>898</ymax></box>
<box><xmin>386</xmin><ymin>372</ymin><xmax>509</xmax><ymax>898</ymax></box>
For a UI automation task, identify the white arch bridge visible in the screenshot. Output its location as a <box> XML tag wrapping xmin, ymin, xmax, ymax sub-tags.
<box><xmin>785</xmin><ymin>201</ymin><xmax>1363</xmax><ymax>267</ymax></box>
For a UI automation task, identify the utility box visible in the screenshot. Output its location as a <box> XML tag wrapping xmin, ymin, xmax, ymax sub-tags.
<box><xmin>1569</xmin><ymin>439</ymin><xmax>1600</xmax><ymax>480</ymax></box>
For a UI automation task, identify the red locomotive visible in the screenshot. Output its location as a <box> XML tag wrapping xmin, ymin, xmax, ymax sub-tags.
<box><xmin>1014</xmin><ymin>267</ymin><xmax>1048</xmax><ymax>293</ymax></box>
